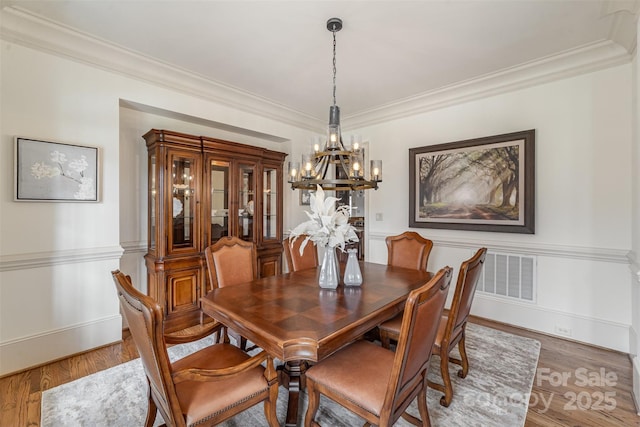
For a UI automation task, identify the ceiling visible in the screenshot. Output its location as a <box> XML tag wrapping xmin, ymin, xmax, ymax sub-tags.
<box><xmin>2</xmin><ymin>1</ymin><xmax>639</xmax><ymax>123</ymax></box>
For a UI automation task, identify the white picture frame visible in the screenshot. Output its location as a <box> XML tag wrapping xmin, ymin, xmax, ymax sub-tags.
<box><xmin>15</xmin><ymin>137</ymin><xmax>99</xmax><ymax>202</ymax></box>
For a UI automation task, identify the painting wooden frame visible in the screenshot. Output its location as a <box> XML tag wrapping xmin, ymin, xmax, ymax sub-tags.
<box><xmin>409</xmin><ymin>130</ymin><xmax>535</xmax><ymax>233</ymax></box>
<box><xmin>15</xmin><ymin>137</ymin><xmax>99</xmax><ymax>202</ymax></box>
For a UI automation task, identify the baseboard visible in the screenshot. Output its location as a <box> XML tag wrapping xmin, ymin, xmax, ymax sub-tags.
<box><xmin>0</xmin><ymin>315</ymin><xmax>122</xmax><ymax>377</ymax></box>
<box><xmin>472</xmin><ymin>295</ymin><xmax>630</xmax><ymax>353</ymax></box>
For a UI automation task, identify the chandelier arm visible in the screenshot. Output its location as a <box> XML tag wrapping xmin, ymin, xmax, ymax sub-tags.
<box><xmin>315</xmin><ymin>152</ymin><xmax>331</xmax><ymax>180</ymax></box>
<box><xmin>291</xmin><ymin>179</ymin><xmax>379</xmax><ymax>191</ymax></box>
<box><xmin>336</xmin><ymin>153</ymin><xmax>351</xmax><ymax>180</ymax></box>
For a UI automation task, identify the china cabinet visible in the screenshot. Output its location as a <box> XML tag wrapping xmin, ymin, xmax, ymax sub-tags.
<box><xmin>143</xmin><ymin>129</ymin><xmax>286</xmax><ymax>332</ymax></box>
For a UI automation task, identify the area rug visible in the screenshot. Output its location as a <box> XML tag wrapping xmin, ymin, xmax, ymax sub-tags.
<box><xmin>41</xmin><ymin>323</ymin><xmax>540</xmax><ymax>426</ymax></box>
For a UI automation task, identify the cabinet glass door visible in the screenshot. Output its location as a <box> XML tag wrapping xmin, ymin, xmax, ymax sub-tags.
<box><xmin>237</xmin><ymin>163</ymin><xmax>256</xmax><ymax>241</ymax></box>
<box><xmin>169</xmin><ymin>152</ymin><xmax>198</xmax><ymax>252</ymax></box>
<box><xmin>263</xmin><ymin>167</ymin><xmax>278</xmax><ymax>240</ymax></box>
<box><xmin>208</xmin><ymin>160</ymin><xmax>230</xmax><ymax>245</ymax></box>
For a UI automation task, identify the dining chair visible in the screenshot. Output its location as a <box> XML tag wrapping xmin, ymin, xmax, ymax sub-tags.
<box><xmin>385</xmin><ymin>231</ymin><xmax>433</xmax><ymax>271</ymax></box>
<box><xmin>283</xmin><ymin>234</ymin><xmax>319</xmax><ymax>272</ymax></box>
<box><xmin>303</xmin><ymin>266</ymin><xmax>453</xmax><ymax>427</ymax></box>
<box><xmin>204</xmin><ymin>236</ymin><xmax>258</xmax><ymax>350</ymax></box>
<box><xmin>111</xmin><ymin>270</ymin><xmax>280</xmax><ymax>427</ymax></box>
<box><xmin>377</xmin><ymin>231</ymin><xmax>434</xmax><ymax>344</ymax></box>
<box><xmin>379</xmin><ymin>247</ymin><xmax>488</xmax><ymax>407</ymax></box>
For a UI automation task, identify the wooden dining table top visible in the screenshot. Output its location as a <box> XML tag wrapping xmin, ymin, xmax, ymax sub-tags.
<box><xmin>200</xmin><ymin>262</ymin><xmax>432</xmax><ymax>363</ymax></box>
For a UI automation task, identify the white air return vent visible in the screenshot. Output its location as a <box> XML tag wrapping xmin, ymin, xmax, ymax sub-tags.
<box><xmin>477</xmin><ymin>251</ymin><xmax>536</xmax><ymax>303</ymax></box>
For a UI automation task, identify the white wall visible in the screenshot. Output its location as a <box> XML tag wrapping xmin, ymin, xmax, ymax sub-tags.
<box><xmin>354</xmin><ymin>64</ymin><xmax>633</xmax><ymax>352</ymax></box>
<box><xmin>0</xmin><ymin>39</ymin><xmax>315</xmax><ymax>375</ymax></box>
<box><xmin>630</xmin><ymin>16</ymin><xmax>640</xmax><ymax>413</ymax></box>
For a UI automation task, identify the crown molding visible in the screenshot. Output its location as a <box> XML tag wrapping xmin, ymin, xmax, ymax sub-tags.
<box><xmin>0</xmin><ymin>6</ymin><xmax>633</xmax><ymax>132</ymax></box>
<box><xmin>343</xmin><ymin>40</ymin><xmax>632</xmax><ymax>129</ymax></box>
<box><xmin>603</xmin><ymin>0</ymin><xmax>640</xmax><ymax>53</ymax></box>
<box><xmin>0</xmin><ymin>5</ymin><xmax>322</xmax><ymax>132</ymax></box>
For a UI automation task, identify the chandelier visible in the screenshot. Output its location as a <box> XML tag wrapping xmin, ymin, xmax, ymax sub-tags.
<box><xmin>288</xmin><ymin>18</ymin><xmax>382</xmax><ymax>192</ymax></box>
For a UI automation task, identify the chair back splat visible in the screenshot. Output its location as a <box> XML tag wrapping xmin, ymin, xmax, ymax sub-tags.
<box><xmin>284</xmin><ymin>234</ymin><xmax>319</xmax><ymax>272</ymax></box>
<box><xmin>205</xmin><ymin>236</ymin><xmax>258</xmax><ymax>289</ymax></box>
<box><xmin>386</xmin><ymin>231</ymin><xmax>433</xmax><ymax>271</ymax></box>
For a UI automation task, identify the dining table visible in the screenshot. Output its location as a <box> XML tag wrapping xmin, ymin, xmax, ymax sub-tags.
<box><xmin>200</xmin><ymin>261</ymin><xmax>432</xmax><ymax>426</ymax></box>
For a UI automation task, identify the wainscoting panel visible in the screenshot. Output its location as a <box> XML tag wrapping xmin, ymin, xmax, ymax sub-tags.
<box><xmin>0</xmin><ymin>315</ymin><xmax>122</xmax><ymax>376</ymax></box>
<box><xmin>367</xmin><ymin>231</ymin><xmax>631</xmax><ymax>352</ymax></box>
<box><xmin>0</xmin><ymin>247</ymin><xmax>124</xmax><ymax>376</ymax></box>
<box><xmin>472</xmin><ymin>294</ymin><xmax>630</xmax><ymax>352</ymax></box>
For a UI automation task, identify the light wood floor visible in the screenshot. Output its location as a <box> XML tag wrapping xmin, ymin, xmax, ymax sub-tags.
<box><xmin>1</xmin><ymin>316</ymin><xmax>638</xmax><ymax>426</ymax></box>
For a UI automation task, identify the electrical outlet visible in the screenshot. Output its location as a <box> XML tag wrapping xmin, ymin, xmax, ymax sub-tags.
<box><xmin>554</xmin><ymin>325</ymin><xmax>572</xmax><ymax>337</ymax></box>
<box><xmin>375</xmin><ymin>213</ymin><xmax>383</xmax><ymax>221</ymax></box>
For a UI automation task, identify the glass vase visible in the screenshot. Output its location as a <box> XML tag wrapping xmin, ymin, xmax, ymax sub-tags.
<box><xmin>319</xmin><ymin>246</ymin><xmax>339</xmax><ymax>289</ymax></box>
<box><xmin>343</xmin><ymin>248</ymin><xmax>362</xmax><ymax>286</ymax></box>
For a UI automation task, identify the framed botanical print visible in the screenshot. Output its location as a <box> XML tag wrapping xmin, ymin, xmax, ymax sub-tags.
<box><xmin>15</xmin><ymin>137</ymin><xmax>99</xmax><ymax>202</ymax></box>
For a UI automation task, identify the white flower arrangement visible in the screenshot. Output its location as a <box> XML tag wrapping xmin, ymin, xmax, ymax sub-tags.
<box><xmin>290</xmin><ymin>185</ymin><xmax>359</xmax><ymax>254</ymax></box>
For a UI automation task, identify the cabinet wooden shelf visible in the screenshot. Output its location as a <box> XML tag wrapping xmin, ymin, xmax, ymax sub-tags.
<box><xmin>143</xmin><ymin>129</ymin><xmax>286</xmax><ymax>332</ymax></box>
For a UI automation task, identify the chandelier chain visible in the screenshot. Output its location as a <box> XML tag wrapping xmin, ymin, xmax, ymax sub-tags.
<box><xmin>332</xmin><ymin>29</ymin><xmax>337</xmax><ymax>106</ymax></box>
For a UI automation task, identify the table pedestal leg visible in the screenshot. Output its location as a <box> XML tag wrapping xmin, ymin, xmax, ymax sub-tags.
<box><xmin>278</xmin><ymin>360</ymin><xmax>308</xmax><ymax>427</ymax></box>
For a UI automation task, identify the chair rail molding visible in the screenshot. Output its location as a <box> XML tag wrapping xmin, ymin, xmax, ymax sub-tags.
<box><xmin>0</xmin><ymin>245</ymin><xmax>124</xmax><ymax>272</ymax></box>
<box><xmin>120</xmin><ymin>241</ymin><xmax>147</xmax><ymax>255</ymax></box>
<box><xmin>368</xmin><ymin>232</ymin><xmax>630</xmax><ymax>264</ymax></box>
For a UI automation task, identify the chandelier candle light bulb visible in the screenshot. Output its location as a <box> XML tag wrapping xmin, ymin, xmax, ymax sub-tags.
<box><xmin>371</xmin><ymin>160</ymin><xmax>382</xmax><ymax>181</ymax></box>
<box><xmin>302</xmin><ymin>154</ymin><xmax>314</xmax><ymax>178</ymax></box>
<box><xmin>289</xmin><ymin>162</ymin><xmax>300</xmax><ymax>181</ymax></box>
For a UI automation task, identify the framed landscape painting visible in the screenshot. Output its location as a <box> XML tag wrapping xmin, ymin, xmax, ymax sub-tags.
<box><xmin>15</xmin><ymin>137</ymin><xmax>99</xmax><ymax>202</ymax></box>
<box><xmin>409</xmin><ymin>130</ymin><xmax>535</xmax><ymax>234</ymax></box>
